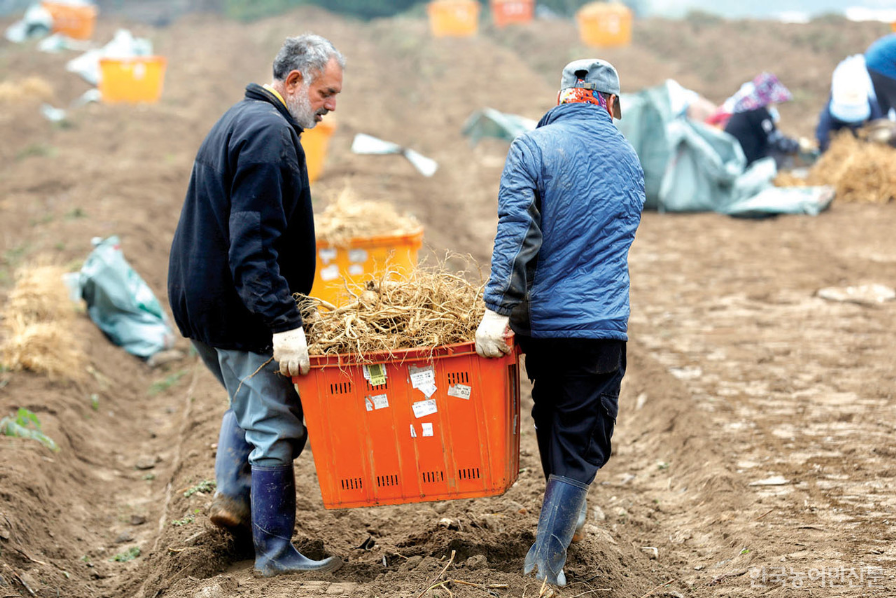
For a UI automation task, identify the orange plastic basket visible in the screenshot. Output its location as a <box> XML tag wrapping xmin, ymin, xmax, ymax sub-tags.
<box><xmin>41</xmin><ymin>1</ymin><xmax>97</xmax><ymax>40</ymax></box>
<box><xmin>490</xmin><ymin>0</ymin><xmax>534</xmax><ymax>28</ymax></box>
<box><xmin>293</xmin><ymin>339</ymin><xmax>522</xmax><ymax>509</ymax></box>
<box><xmin>99</xmin><ymin>56</ymin><xmax>167</xmax><ymax>104</ymax></box>
<box><xmin>302</xmin><ymin>118</ymin><xmax>337</xmax><ymax>183</ymax></box>
<box><xmin>427</xmin><ymin>0</ymin><xmax>480</xmax><ymax>37</ymax></box>
<box><xmin>576</xmin><ymin>2</ymin><xmax>633</xmax><ymax>48</ymax></box>
<box><xmin>310</xmin><ymin>227</ymin><xmax>425</xmax><ymax>307</ymax></box>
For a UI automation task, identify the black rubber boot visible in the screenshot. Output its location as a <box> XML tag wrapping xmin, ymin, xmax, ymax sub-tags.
<box><xmin>251</xmin><ymin>465</ymin><xmax>343</xmax><ymax>577</ymax></box>
<box><xmin>523</xmin><ymin>475</ymin><xmax>588</xmax><ymax>586</ymax></box>
<box><xmin>209</xmin><ymin>410</ymin><xmax>252</xmax><ymax>531</ymax></box>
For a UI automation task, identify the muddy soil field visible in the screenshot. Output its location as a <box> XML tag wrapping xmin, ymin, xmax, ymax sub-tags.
<box><xmin>0</xmin><ymin>7</ymin><xmax>894</xmax><ymax>598</ymax></box>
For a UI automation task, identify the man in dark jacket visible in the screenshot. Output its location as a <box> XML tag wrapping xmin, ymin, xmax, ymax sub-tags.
<box><xmin>475</xmin><ymin>59</ymin><xmax>645</xmax><ymax>588</ymax></box>
<box><xmin>167</xmin><ymin>34</ymin><xmax>344</xmax><ymax>577</ymax></box>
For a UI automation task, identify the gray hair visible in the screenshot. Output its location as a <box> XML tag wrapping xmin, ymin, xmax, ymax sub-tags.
<box><xmin>272</xmin><ymin>34</ymin><xmax>345</xmax><ymax>84</ymax></box>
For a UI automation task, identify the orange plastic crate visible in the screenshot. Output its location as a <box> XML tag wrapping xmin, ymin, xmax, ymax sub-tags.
<box><xmin>311</xmin><ymin>228</ymin><xmax>425</xmax><ymax>307</ymax></box>
<box><xmin>41</xmin><ymin>1</ymin><xmax>97</xmax><ymax>40</ymax></box>
<box><xmin>293</xmin><ymin>340</ymin><xmax>521</xmax><ymax>509</ymax></box>
<box><xmin>490</xmin><ymin>0</ymin><xmax>534</xmax><ymax>28</ymax></box>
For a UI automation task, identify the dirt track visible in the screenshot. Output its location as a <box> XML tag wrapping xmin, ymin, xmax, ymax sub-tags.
<box><xmin>1</xmin><ymin>7</ymin><xmax>895</xmax><ymax>598</ymax></box>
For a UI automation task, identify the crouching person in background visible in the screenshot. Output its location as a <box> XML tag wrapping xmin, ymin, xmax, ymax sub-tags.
<box><xmin>475</xmin><ymin>59</ymin><xmax>645</xmax><ymax>588</ymax></box>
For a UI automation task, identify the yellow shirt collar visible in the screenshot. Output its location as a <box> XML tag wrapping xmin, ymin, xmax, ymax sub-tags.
<box><xmin>263</xmin><ymin>84</ymin><xmax>287</xmax><ymax>108</ymax></box>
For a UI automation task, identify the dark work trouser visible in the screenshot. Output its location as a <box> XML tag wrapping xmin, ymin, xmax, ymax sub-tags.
<box><xmin>519</xmin><ymin>337</ymin><xmax>626</xmax><ymax>486</ymax></box>
<box><xmin>869</xmin><ymin>68</ymin><xmax>896</xmax><ymax>117</ymax></box>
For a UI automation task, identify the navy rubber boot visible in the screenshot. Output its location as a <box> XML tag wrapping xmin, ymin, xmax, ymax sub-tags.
<box><xmin>251</xmin><ymin>465</ymin><xmax>343</xmax><ymax>577</ymax></box>
<box><xmin>524</xmin><ymin>475</ymin><xmax>588</xmax><ymax>586</ymax></box>
<box><xmin>571</xmin><ymin>498</ymin><xmax>588</xmax><ymax>544</ymax></box>
<box><xmin>209</xmin><ymin>410</ymin><xmax>252</xmax><ymax>531</ymax></box>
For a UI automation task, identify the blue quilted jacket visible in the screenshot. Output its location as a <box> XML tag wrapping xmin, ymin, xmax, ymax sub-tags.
<box><xmin>483</xmin><ymin>102</ymin><xmax>645</xmax><ymax>340</ymax></box>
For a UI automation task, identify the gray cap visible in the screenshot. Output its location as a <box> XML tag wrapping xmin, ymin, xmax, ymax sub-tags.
<box><xmin>560</xmin><ymin>58</ymin><xmax>622</xmax><ymax>119</ymax></box>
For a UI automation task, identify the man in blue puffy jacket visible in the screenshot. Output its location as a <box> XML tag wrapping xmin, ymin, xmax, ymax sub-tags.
<box><xmin>475</xmin><ymin>59</ymin><xmax>645</xmax><ymax>588</ymax></box>
<box><xmin>167</xmin><ymin>34</ymin><xmax>344</xmax><ymax>577</ymax></box>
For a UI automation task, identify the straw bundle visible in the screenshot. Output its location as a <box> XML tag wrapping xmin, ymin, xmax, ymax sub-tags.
<box><xmin>1</xmin><ymin>264</ymin><xmax>83</xmax><ymax>380</ymax></box>
<box><xmin>775</xmin><ymin>131</ymin><xmax>896</xmax><ymax>204</ymax></box>
<box><xmin>315</xmin><ymin>186</ymin><xmax>422</xmax><ymax>247</ymax></box>
<box><xmin>298</xmin><ymin>266</ymin><xmax>484</xmax><ymax>359</ymax></box>
<box><xmin>0</xmin><ymin>77</ymin><xmax>54</xmax><ymax>104</ymax></box>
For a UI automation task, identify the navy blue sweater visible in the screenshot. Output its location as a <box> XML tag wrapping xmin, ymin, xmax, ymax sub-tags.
<box><xmin>168</xmin><ymin>84</ymin><xmax>316</xmax><ymax>352</ymax></box>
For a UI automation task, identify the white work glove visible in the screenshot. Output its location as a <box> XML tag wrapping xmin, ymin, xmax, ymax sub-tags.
<box><xmin>272</xmin><ymin>327</ymin><xmax>310</xmax><ymax>376</ymax></box>
<box><xmin>475</xmin><ymin>308</ymin><xmax>513</xmax><ymax>358</ymax></box>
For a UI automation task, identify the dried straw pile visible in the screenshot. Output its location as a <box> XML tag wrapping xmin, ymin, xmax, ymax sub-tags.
<box><xmin>315</xmin><ymin>186</ymin><xmax>422</xmax><ymax>247</ymax></box>
<box><xmin>775</xmin><ymin>131</ymin><xmax>896</xmax><ymax>203</ymax></box>
<box><xmin>298</xmin><ymin>267</ymin><xmax>484</xmax><ymax>359</ymax></box>
<box><xmin>0</xmin><ymin>77</ymin><xmax>54</xmax><ymax>104</ymax></box>
<box><xmin>1</xmin><ymin>264</ymin><xmax>83</xmax><ymax>380</ymax></box>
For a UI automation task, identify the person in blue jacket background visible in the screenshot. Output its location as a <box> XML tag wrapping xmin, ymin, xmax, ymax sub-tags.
<box><xmin>167</xmin><ymin>34</ymin><xmax>344</xmax><ymax>578</ymax></box>
<box><xmin>475</xmin><ymin>58</ymin><xmax>645</xmax><ymax>588</ymax></box>
<box><xmin>816</xmin><ymin>54</ymin><xmax>883</xmax><ymax>153</ymax></box>
<box><xmin>865</xmin><ymin>34</ymin><xmax>896</xmax><ymax>118</ymax></box>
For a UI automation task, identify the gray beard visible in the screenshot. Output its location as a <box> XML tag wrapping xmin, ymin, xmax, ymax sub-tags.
<box><xmin>287</xmin><ymin>86</ymin><xmax>320</xmax><ymax>129</ymax></box>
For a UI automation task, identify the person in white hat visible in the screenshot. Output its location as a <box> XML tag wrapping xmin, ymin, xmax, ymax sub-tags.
<box><xmin>816</xmin><ymin>54</ymin><xmax>884</xmax><ymax>153</ymax></box>
<box><xmin>475</xmin><ymin>58</ymin><xmax>645</xmax><ymax>588</ymax></box>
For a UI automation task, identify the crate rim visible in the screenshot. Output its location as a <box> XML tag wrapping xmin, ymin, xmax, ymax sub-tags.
<box><xmin>294</xmin><ymin>336</ymin><xmax>517</xmax><ymax>373</ymax></box>
<box><xmin>99</xmin><ymin>56</ymin><xmax>168</xmax><ymax>65</ymax></box>
<box><xmin>315</xmin><ymin>226</ymin><xmax>424</xmax><ymax>251</ymax></box>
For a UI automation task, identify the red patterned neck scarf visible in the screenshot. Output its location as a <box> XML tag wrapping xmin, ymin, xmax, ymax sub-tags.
<box><xmin>558</xmin><ymin>86</ymin><xmax>609</xmax><ymax>112</ymax></box>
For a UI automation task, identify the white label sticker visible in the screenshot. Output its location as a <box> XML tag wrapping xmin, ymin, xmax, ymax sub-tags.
<box><xmin>348</xmin><ymin>249</ymin><xmax>368</xmax><ymax>263</ymax></box>
<box><xmin>410</xmin><ymin>424</ymin><xmax>417</xmax><ymax>438</ymax></box>
<box><xmin>319</xmin><ymin>248</ymin><xmax>337</xmax><ymax>264</ymax></box>
<box><xmin>409</xmin><ymin>365</ymin><xmax>436</xmax><ymax>389</ymax></box>
<box><xmin>412</xmin><ymin>399</ymin><xmax>438</xmax><ymax>419</ymax></box>
<box><xmin>422</xmin><ymin>422</ymin><xmax>434</xmax><ymax>437</ymax></box>
<box><xmin>418</xmin><ymin>382</ymin><xmax>437</xmax><ymax>398</ymax></box>
<box><xmin>365</xmin><ymin>398</ymin><xmax>373</xmax><ymax>412</ymax></box>
<box><xmin>348</xmin><ymin>264</ymin><xmax>364</xmax><ymax>276</ymax></box>
<box><xmin>371</xmin><ymin>394</ymin><xmax>389</xmax><ymax>410</ymax></box>
<box><xmin>320</xmin><ymin>264</ymin><xmax>340</xmax><ymax>281</ymax></box>
<box><xmin>447</xmin><ymin>384</ymin><xmax>471</xmax><ymax>400</ymax></box>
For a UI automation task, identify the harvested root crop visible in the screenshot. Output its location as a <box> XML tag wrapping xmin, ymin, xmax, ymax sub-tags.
<box><xmin>315</xmin><ymin>185</ymin><xmax>422</xmax><ymax>246</ymax></box>
<box><xmin>774</xmin><ymin>130</ymin><xmax>896</xmax><ymax>204</ymax></box>
<box><xmin>1</xmin><ymin>263</ymin><xmax>83</xmax><ymax>380</ymax></box>
<box><xmin>297</xmin><ymin>267</ymin><xmax>484</xmax><ymax>359</ymax></box>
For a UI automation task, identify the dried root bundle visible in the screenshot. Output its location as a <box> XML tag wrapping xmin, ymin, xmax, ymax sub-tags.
<box><xmin>775</xmin><ymin>130</ymin><xmax>896</xmax><ymax>204</ymax></box>
<box><xmin>297</xmin><ymin>267</ymin><xmax>484</xmax><ymax>359</ymax></box>
<box><xmin>315</xmin><ymin>186</ymin><xmax>422</xmax><ymax>246</ymax></box>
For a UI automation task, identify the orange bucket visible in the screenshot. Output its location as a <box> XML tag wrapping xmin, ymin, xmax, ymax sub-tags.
<box><xmin>427</xmin><ymin>0</ymin><xmax>480</xmax><ymax>37</ymax></box>
<box><xmin>490</xmin><ymin>0</ymin><xmax>534</xmax><ymax>28</ymax></box>
<box><xmin>576</xmin><ymin>2</ymin><xmax>632</xmax><ymax>48</ymax></box>
<box><xmin>302</xmin><ymin>118</ymin><xmax>337</xmax><ymax>183</ymax></box>
<box><xmin>99</xmin><ymin>56</ymin><xmax>167</xmax><ymax>104</ymax></box>
<box><xmin>41</xmin><ymin>1</ymin><xmax>97</xmax><ymax>40</ymax></box>
<box><xmin>310</xmin><ymin>227</ymin><xmax>424</xmax><ymax>307</ymax></box>
<box><xmin>293</xmin><ymin>339</ymin><xmax>522</xmax><ymax>509</ymax></box>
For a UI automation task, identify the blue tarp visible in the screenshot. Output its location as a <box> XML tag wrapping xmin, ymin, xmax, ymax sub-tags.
<box><xmin>617</xmin><ymin>81</ymin><xmax>834</xmax><ymax>216</ymax></box>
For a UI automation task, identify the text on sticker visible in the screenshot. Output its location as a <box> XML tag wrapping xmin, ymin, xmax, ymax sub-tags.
<box><xmin>371</xmin><ymin>394</ymin><xmax>389</xmax><ymax>410</ymax></box>
<box><xmin>447</xmin><ymin>384</ymin><xmax>471</xmax><ymax>400</ymax></box>
<box><xmin>367</xmin><ymin>363</ymin><xmax>387</xmax><ymax>386</ymax></box>
<box><xmin>412</xmin><ymin>399</ymin><xmax>438</xmax><ymax>419</ymax></box>
<box><xmin>422</xmin><ymin>422</ymin><xmax>434</xmax><ymax>437</ymax></box>
<box><xmin>409</xmin><ymin>365</ymin><xmax>436</xmax><ymax>389</ymax></box>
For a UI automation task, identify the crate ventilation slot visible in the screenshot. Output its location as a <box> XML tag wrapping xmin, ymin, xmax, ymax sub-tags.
<box><xmin>340</xmin><ymin>477</ymin><xmax>363</xmax><ymax>490</ymax></box>
<box><xmin>366</xmin><ymin>380</ymin><xmax>388</xmax><ymax>391</ymax></box>
<box><xmin>329</xmin><ymin>381</ymin><xmax>353</xmax><ymax>395</ymax></box>
<box><xmin>422</xmin><ymin>470</ymin><xmax>445</xmax><ymax>484</ymax></box>
<box><xmin>458</xmin><ymin>467</ymin><xmax>481</xmax><ymax>480</ymax></box>
<box><xmin>447</xmin><ymin>371</ymin><xmax>470</xmax><ymax>385</ymax></box>
<box><xmin>377</xmin><ymin>474</ymin><xmax>399</xmax><ymax>487</ymax></box>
